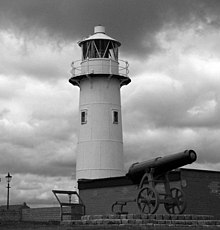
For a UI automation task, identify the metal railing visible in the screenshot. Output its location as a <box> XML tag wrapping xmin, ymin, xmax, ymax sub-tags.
<box><xmin>70</xmin><ymin>59</ymin><xmax>129</xmax><ymax>77</ymax></box>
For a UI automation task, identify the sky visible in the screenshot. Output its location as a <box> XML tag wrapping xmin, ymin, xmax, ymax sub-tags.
<box><xmin>0</xmin><ymin>0</ymin><xmax>220</xmax><ymax>207</ymax></box>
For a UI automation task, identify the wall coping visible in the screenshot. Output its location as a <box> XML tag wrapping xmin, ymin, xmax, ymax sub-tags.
<box><xmin>78</xmin><ymin>168</ymin><xmax>220</xmax><ymax>190</ymax></box>
<box><xmin>78</xmin><ymin>170</ymin><xmax>183</xmax><ymax>190</ymax></box>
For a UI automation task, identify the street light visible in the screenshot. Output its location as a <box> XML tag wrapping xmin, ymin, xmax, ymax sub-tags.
<box><xmin>5</xmin><ymin>172</ymin><xmax>12</xmax><ymax>210</ymax></box>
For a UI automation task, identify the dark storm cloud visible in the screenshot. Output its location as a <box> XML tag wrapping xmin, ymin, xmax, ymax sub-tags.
<box><xmin>0</xmin><ymin>0</ymin><xmax>220</xmax><ymax>57</ymax></box>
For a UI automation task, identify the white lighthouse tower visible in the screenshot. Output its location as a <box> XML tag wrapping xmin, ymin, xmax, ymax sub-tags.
<box><xmin>70</xmin><ymin>26</ymin><xmax>130</xmax><ymax>180</ymax></box>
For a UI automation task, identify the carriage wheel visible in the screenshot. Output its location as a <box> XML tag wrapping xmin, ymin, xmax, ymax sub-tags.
<box><xmin>164</xmin><ymin>187</ymin><xmax>186</xmax><ymax>214</ymax></box>
<box><xmin>137</xmin><ymin>186</ymin><xmax>159</xmax><ymax>214</ymax></box>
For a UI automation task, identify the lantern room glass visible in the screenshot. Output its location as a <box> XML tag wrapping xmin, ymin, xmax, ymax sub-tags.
<box><xmin>82</xmin><ymin>40</ymin><xmax>119</xmax><ymax>61</ymax></box>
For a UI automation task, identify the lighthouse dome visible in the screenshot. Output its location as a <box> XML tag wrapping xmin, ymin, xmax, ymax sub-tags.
<box><xmin>78</xmin><ymin>26</ymin><xmax>121</xmax><ymax>47</ymax></box>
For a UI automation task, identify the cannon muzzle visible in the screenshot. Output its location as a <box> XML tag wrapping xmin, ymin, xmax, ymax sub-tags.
<box><xmin>126</xmin><ymin>150</ymin><xmax>197</xmax><ymax>184</ymax></box>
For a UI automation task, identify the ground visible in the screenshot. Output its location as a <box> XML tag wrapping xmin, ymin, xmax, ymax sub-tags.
<box><xmin>0</xmin><ymin>222</ymin><xmax>63</xmax><ymax>230</ymax></box>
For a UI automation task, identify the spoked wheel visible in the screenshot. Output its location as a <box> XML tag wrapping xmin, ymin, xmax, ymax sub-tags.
<box><xmin>164</xmin><ymin>187</ymin><xmax>186</xmax><ymax>214</ymax></box>
<box><xmin>137</xmin><ymin>186</ymin><xmax>159</xmax><ymax>214</ymax></box>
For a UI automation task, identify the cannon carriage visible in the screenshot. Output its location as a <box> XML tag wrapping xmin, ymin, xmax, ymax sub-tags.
<box><xmin>112</xmin><ymin>150</ymin><xmax>197</xmax><ymax>215</ymax></box>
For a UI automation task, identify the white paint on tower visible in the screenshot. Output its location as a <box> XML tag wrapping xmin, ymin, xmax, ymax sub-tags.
<box><xmin>70</xmin><ymin>26</ymin><xmax>131</xmax><ymax>180</ymax></box>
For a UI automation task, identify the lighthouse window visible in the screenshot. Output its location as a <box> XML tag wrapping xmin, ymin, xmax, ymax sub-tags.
<box><xmin>112</xmin><ymin>110</ymin><xmax>119</xmax><ymax>124</ymax></box>
<box><xmin>81</xmin><ymin>110</ymin><xmax>87</xmax><ymax>124</ymax></box>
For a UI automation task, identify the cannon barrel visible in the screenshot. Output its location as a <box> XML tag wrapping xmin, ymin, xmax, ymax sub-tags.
<box><xmin>126</xmin><ymin>150</ymin><xmax>197</xmax><ymax>184</ymax></box>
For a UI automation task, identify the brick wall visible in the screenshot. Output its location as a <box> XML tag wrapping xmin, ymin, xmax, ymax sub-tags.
<box><xmin>182</xmin><ymin>169</ymin><xmax>220</xmax><ymax>219</ymax></box>
<box><xmin>80</xmin><ymin>184</ymin><xmax>183</xmax><ymax>215</ymax></box>
<box><xmin>0</xmin><ymin>204</ymin><xmax>29</xmax><ymax>221</ymax></box>
<box><xmin>80</xmin><ymin>184</ymin><xmax>139</xmax><ymax>215</ymax></box>
<box><xmin>79</xmin><ymin>169</ymin><xmax>220</xmax><ymax>218</ymax></box>
<box><xmin>0</xmin><ymin>209</ymin><xmax>22</xmax><ymax>221</ymax></box>
<box><xmin>0</xmin><ymin>205</ymin><xmax>84</xmax><ymax>222</ymax></box>
<box><xmin>79</xmin><ymin>174</ymin><xmax>182</xmax><ymax>215</ymax></box>
<box><xmin>22</xmin><ymin>207</ymin><xmax>64</xmax><ymax>222</ymax></box>
<box><xmin>22</xmin><ymin>205</ymin><xmax>84</xmax><ymax>222</ymax></box>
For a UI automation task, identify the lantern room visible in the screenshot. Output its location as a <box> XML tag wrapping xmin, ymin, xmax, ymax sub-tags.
<box><xmin>79</xmin><ymin>25</ymin><xmax>120</xmax><ymax>61</ymax></box>
<box><xmin>70</xmin><ymin>25</ymin><xmax>130</xmax><ymax>84</ymax></box>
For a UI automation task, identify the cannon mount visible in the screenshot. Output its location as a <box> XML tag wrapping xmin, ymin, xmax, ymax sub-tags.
<box><xmin>112</xmin><ymin>150</ymin><xmax>197</xmax><ymax>215</ymax></box>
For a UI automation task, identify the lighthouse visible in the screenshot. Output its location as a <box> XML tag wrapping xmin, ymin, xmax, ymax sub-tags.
<box><xmin>69</xmin><ymin>26</ymin><xmax>131</xmax><ymax>180</ymax></box>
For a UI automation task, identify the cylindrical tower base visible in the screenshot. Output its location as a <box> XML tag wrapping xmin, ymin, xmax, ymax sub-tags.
<box><xmin>76</xmin><ymin>75</ymin><xmax>125</xmax><ymax>180</ymax></box>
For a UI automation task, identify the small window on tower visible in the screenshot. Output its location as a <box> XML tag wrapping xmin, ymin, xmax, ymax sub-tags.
<box><xmin>81</xmin><ymin>110</ymin><xmax>87</xmax><ymax>124</ymax></box>
<box><xmin>112</xmin><ymin>110</ymin><xmax>119</xmax><ymax>124</ymax></box>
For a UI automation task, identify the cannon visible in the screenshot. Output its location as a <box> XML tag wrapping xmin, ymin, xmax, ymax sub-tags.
<box><xmin>112</xmin><ymin>150</ymin><xmax>197</xmax><ymax>215</ymax></box>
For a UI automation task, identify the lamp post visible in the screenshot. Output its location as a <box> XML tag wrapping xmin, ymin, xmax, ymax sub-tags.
<box><xmin>5</xmin><ymin>172</ymin><xmax>12</xmax><ymax>210</ymax></box>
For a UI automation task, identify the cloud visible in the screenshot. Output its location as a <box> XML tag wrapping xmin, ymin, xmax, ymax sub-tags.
<box><xmin>0</xmin><ymin>173</ymin><xmax>76</xmax><ymax>207</ymax></box>
<box><xmin>0</xmin><ymin>31</ymin><xmax>79</xmax><ymax>81</ymax></box>
<box><xmin>0</xmin><ymin>0</ymin><xmax>220</xmax><ymax>57</ymax></box>
<box><xmin>122</xmin><ymin>25</ymin><xmax>220</xmax><ymax>170</ymax></box>
<box><xmin>0</xmin><ymin>75</ymin><xmax>79</xmax><ymax>177</ymax></box>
